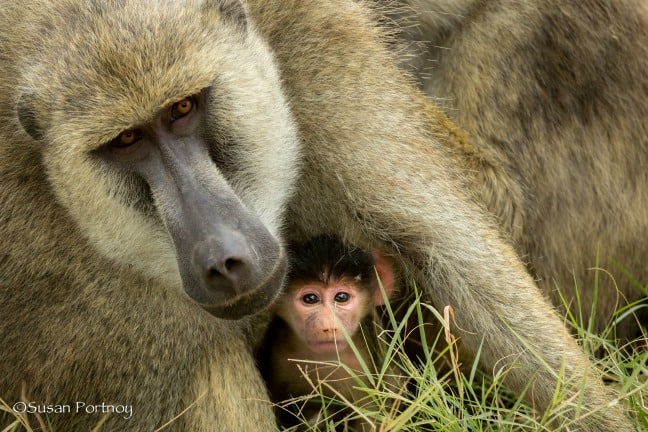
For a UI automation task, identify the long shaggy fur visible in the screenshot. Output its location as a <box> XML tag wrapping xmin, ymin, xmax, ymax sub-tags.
<box><xmin>0</xmin><ymin>0</ymin><xmax>638</xmax><ymax>431</ymax></box>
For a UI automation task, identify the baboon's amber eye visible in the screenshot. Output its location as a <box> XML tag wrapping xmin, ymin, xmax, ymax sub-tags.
<box><xmin>171</xmin><ymin>97</ymin><xmax>194</xmax><ymax>120</ymax></box>
<box><xmin>111</xmin><ymin>129</ymin><xmax>142</xmax><ymax>148</ymax></box>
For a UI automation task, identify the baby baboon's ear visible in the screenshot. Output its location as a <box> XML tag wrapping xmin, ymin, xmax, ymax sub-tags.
<box><xmin>371</xmin><ymin>250</ymin><xmax>396</xmax><ymax>305</ymax></box>
<box><xmin>16</xmin><ymin>88</ymin><xmax>44</xmax><ymax>141</ymax></box>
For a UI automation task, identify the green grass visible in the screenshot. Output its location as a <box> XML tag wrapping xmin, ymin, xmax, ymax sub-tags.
<box><xmin>273</xmin><ymin>279</ymin><xmax>648</xmax><ymax>431</ymax></box>
<box><xmin>2</xmin><ymin>274</ymin><xmax>646</xmax><ymax>432</ymax></box>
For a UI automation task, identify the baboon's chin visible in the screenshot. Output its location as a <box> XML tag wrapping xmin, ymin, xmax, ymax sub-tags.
<box><xmin>199</xmin><ymin>276</ymin><xmax>285</xmax><ymax>320</ymax></box>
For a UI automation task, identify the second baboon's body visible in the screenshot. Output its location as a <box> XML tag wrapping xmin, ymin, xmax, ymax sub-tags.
<box><xmin>393</xmin><ymin>0</ymin><xmax>648</xmax><ymax>336</ymax></box>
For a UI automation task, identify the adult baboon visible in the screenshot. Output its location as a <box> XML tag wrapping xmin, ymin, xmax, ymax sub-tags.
<box><xmin>0</xmin><ymin>1</ymin><xmax>632</xmax><ymax>432</ymax></box>
<box><xmin>1</xmin><ymin>1</ymin><xmax>296</xmax><ymax>430</ymax></box>
<box><xmin>386</xmin><ymin>0</ymin><xmax>648</xmax><ymax>338</ymax></box>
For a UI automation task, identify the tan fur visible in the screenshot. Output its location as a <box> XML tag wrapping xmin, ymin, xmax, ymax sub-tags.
<box><xmin>250</xmin><ymin>0</ymin><xmax>633</xmax><ymax>429</ymax></box>
<box><xmin>389</xmin><ymin>0</ymin><xmax>648</xmax><ymax>338</ymax></box>
<box><xmin>0</xmin><ymin>1</ymin><xmax>635</xmax><ymax>431</ymax></box>
<box><xmin>0</xmin><ymin>1</ymin><xmax>295</xmax><ymax>430</ymax></box>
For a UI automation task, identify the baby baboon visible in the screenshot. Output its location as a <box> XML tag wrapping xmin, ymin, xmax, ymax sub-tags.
<box><xmin>387</xmin><ymin>0</ymin><xmax>648</xmax><ymax>337</ymax></box>
<box><xmin>0</xmin><ymin>0</ymin><xmax>632</xmax><ymax>431</ymax></box>
<box><xmin>259</xmin><ymin>235</ymin><xmax>395</xmax><ymax>429</ymax></box>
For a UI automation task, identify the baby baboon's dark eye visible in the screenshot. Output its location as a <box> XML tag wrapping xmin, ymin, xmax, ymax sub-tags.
<box><xmin>334</xmin><ymin>292</ymin><xmax>350</xmax><ymax>303</ymax></box>
<box><xmin>302</xmin><ymin>294</ymin><xmax>320</xmax><ymax>304</ymax></box>
<box><xmin>171</xmin><ymin>97</ymin><xmax>194</xmax><ymax>120</ymax></box>
<box><xmin>111</xmin><ymin>129</ymin><xmax>142</xmax><ymax>147</ymax></box>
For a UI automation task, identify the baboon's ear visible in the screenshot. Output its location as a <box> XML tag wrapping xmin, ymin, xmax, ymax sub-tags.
<box><xmin>16</xmin><ymin>88</ymin><xmax>44</xmax><ymax>141</ymax></box>
<box><xmin>204</xmin><ymin>0</ymin><xmax>247</xmax><ymax>28</ymax></box>
<box><xmin>372</xmin><ymin>250</ymin><xmax>396</xmax><ymax>305</ymax></box>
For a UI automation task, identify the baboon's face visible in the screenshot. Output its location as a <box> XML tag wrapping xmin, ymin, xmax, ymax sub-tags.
<box><xmin>15</xmin><ymin>0</ymin><xmax>300</xmax><ymax>319</ymax></box>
